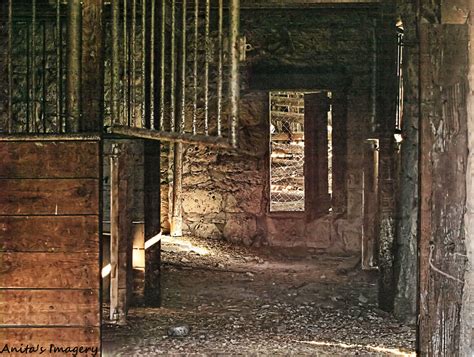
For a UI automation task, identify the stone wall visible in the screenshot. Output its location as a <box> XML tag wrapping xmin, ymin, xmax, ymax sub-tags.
<box><xmin>162</xmin><ymin>8</ymin><xmax>379</xmax><ymax>254</ymax></box>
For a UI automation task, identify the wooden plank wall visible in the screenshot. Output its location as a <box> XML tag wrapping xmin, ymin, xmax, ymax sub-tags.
<box><xmin>0</xmin><ymin>140</ymin><xmax>101</xmax><ymax>355</ymax></box>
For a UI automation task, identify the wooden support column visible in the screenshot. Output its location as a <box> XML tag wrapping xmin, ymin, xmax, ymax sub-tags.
<box><xmin>393</xmin><ymin>0</ymin><xmax>419</xmax><ymax>323</ymax></box>
<box><xmin>331</xmin><ymin>91</ymin><xmax>348</xmax><ymax>215</ymax></box>
<box><xmin>144</xmin><ymin>140</ymin><xmax>161</xmax><ymax>306</ymax></box>
<box><xmin>461</xmin><ymin>5</ymin><xmax>474</xmax><ymax>353</ymax></box>
<box><xmin>418</xmin><ymin>23</ymin><xmax>470</xmax><ymax>356</ymax></box>
<box><xmin>110</xmin><ymin>143</ymin><xmax>133</xmax><ymax>324</ymax></box>
<box><xmin>375</xmin><ymin>4</ymin><xmax>398</xmax><ymax>312</ymax></box>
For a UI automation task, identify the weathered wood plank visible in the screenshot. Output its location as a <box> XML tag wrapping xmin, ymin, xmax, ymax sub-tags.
<box><xmin>0</xmin><ymin>142</ymin><xmax>99</xmax><ymax>179</ymax></box>
<box><xmin>0</xmin><ymin>253</ymin><xmax>99</xmax><ymax>289</ymax></box>
<box><xmin>0</xmin><ymin>216</ymin><xmax>99</xmax><ymax>252</ymax></box>
<box><xmin>0</xmin><ymin>328</ymin><xmax>100</xmax><ymax>356</ymax></box>
<box><xmin>0</xmin><ymin>179</ymin><xmax>99</xmax><ymax>215</ymax></box>
<box><xmin>0</xmin><ymin>289</ymin><xmax>99</xmax><ymax>326</ymax></box>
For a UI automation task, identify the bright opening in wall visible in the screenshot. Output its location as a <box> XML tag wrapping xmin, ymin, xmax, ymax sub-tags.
<box><xmin>269</xmin><ymin>91</ymin><xmax>333</xmax><ymax>213</ymax></box>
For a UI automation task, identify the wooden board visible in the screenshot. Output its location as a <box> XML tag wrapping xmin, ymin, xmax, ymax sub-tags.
<box><xmin>0</xmin><ymin>216</ymin><xmax>99</xmax><ymax>252</ymax></box>
<box><xmin>0</xmin><ymin>253</ymin><xmax>99</xmax><ymax>289</ymax></box>
<box><xmin>0</xmin><ymin>289</ymin><xmax>100</xmax><ymax>326</ymax></box>
<box><xmin>0</xmin><ymin>328</ymin><xmax>100</xmax><ymax>356</ymax></box>
<box><xmin>0</xmin><ymin>141</ymin><xmax>99</xmax><ymax>179</ymax></box>
<box><xmin>0</xmin><ymin>179</ymin><xmax>99</xmax><ymax>215</ymax></box>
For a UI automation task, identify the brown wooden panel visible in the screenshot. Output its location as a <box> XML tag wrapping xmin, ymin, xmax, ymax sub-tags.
<box><xmin>0</xmin><ymin>179</ymin><xmax>99</xmax><ymax>215</ymax></box>
<box><xmin>0</xmin><ymin>328</ymin><xmax>100</xmax><ymax>356</ymax></box>
<box><xmin>0</xmin><ymin>216</ymin><xmax>99</xmax><ymax>252</ymax></box>
<box><xmin>0</xmin><ymin>141</ymin><xmax>99</xmax><ymax>179</ymax></box>
<box><xmin>0</xmin><ymin>289</ymin><xmax>99</xmax><ymax>326</ymax></box>
<box><xmin>0</xmin><ymin>253</ymin><xmax>99</xmax><ymax>289</ymax></box>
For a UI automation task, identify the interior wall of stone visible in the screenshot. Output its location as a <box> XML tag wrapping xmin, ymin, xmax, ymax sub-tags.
<box><xmin>160</xmin><ymin>8</ymin><xmax>380</xmax><ymax>254</ymax></box>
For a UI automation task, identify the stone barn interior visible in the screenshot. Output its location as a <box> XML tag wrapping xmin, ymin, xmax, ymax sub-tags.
<box><xmin>0</xmin><ymin>0</ymin><xmax>473</xmax><ymax>356</ymax></box>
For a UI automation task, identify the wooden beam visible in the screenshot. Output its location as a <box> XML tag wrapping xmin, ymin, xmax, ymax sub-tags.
<box><xmin>109</xmin><ymin>125</ymin><xmax>233</xmax><ymax>148</ymax></box>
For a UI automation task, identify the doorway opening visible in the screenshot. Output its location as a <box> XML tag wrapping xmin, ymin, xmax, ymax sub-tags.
<box><xmin>269</xmin><ymin>91</ymin><xmax>333</xmax><ymax>213</ymax></box>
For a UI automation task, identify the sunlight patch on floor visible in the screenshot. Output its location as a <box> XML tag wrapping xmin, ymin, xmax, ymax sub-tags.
<box><xmin>298</xmin><ymin>340</ymin><xmax>415</xmax><ymax>356</ymax></box>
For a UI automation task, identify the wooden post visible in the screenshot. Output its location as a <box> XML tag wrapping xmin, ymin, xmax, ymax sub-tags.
<box><xmin>331</xmin><ymin>91</ymin><xmax>348</xmax><ymax>215</ymax></box>
<box><xmin>109</xmin><ymin>143</ymin><xmax>133</xmax><ymax>324</ymax></box>
<box><xmin>144</xmin><ymin>140</ymin><xmax>161</xmax><ymax>306</ymax></box>
<box><xmin>418</xmin><ymin>23</ymin><xmax>470</xmax><ymax>356</ymax></box>
<box><xmin>375</xmin><ymin>4</ymin><xmax>398</xmax><ymax>311</ymax></box>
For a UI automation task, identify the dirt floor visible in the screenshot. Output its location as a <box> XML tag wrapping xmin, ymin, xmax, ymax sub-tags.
<box><xmin>103</xmin><ymin>236</ymin><xmax>416</xmax><ymax>356</ymax></box>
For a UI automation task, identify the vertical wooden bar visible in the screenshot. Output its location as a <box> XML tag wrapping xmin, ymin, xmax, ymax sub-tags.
<box><xmin>170</xmin><ymin>0</ymin><xmax>176</xmax><ymax>132</ymax></box>
<box><xmin>111</xmin><ymin>0</ymin><xmax>121</xmax><ymax>125</ymax></box>
<box><xmin>141</xmin><ymin>0</ymin><xmax>147</xmax><ymax>128</ymax></box>
<box><xmin>203</xmin><ymin>0</ymin><xmax>210</xmax><ymax>135</ymax></box>
<box><xmin>56</xmin><ymin>0</ymin><xmax>63</xmax><ymax>132</ymax></box>
<box><xmin>150</xmin><ymin>0</ymin><xmax>156</xmax><ymax>129</ymax></box>
<box><xmin>159</xmin><ymin>0</ymin><xmax>166</xmax><ymax>130</ymax></box>
<box><xmin>131</xmin><ymin>0</ymin><xmax>137</xmax><ymax>127</ymax></box>
<box><xmin>229</xmin><ymin>0</ymin><xmax>240</xmax><ymax>147</ymax></box>
<box><xmin>216</xmin><ymin>0</ymin><xmax>223</xmax><ymax>136</ymax></box>
<box><xmin>7</xmin><ymin>0</ymin><xmax>13</xmax><ymax>133</ymax></box>
<box><xmin>66</xmin><ymin>0</ymin><xmax>82</xmax><ymax>132</ymax></box>
<box><xmin>41</xmin><ymin>23</ymin><xmax>47</xmax><ymax>132</ymax></box>
<box><xmin>124</xmin><ymin>0</ymin><xmax>129</xmax><ymax>126</ymax></box>
<box><xmin>192</xmin><ymin>0</ymin><xmax>199</xmax><ymax>135</ymax></box>
<box><xmin>179</xmin><ymin>0</ymin><xmax>187</xmax><ymax>133</ymax></box>
<box><xmin>82</xmin><ymin>0</ymin><xmax>105</xmax><ymax>132</ymax></box>
<box><xmin>31</xmin><ymin>0</ymin><xmax>37</xmax><ymax>132</ymax></box>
